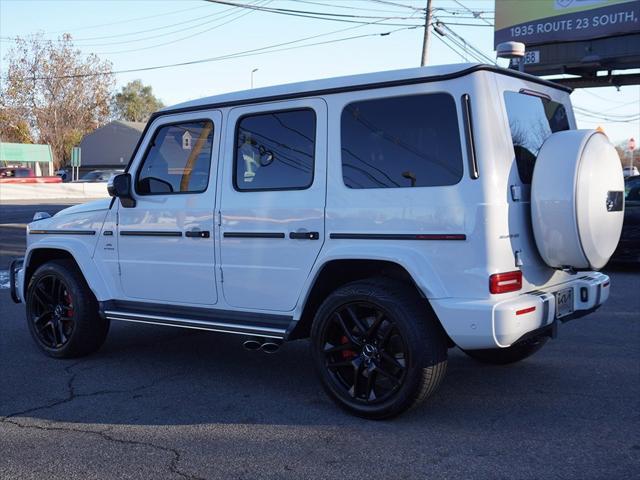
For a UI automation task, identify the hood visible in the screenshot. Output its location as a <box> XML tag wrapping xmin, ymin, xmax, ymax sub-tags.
<box><xmin>53</xmin><ymin>198</ymin><xmax>112</xmax><ymax>218</ymax></box>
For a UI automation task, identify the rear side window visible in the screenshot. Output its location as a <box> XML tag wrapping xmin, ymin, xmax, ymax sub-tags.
<box><xmin>136</xmin><ymin>120</ymin><xmax>213</xmax><ymax>195</ymax></box>
<box><xmin>340</xmin><ymin>93</ymin><xmax>463</xmax><ymax>189</ymax></box>
<box><xmin>234</xmin><ymin>109</ymin><xmax>315</xmax><ymax>191</ymax></box>
<box><xmin>504</xmin><ymin>91</ymin><xmax>570</xmax><ymax>184</ymax></box>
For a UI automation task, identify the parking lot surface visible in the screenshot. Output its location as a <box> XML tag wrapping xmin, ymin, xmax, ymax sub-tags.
<box><xmin>1</xmin><ymin>201</ymin><xmax>639</xmax><ymax>479</ymax></box>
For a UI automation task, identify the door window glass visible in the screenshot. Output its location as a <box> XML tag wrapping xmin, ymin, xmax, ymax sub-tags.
<box><xmin>340</xmin><ymin>93</ymin><xmax>463</xmax><ymax>189</ymax></box>
<box><xmin>504</xmin><ymin>91</ymin><xmax>570</xmax><ymax>184</ymax></box>
<box><xmin>136</xmin><ymin>120</ymin><xmax>214</xmax><ymax>194</ymax></box>
<box><xmin>235</xmin><ymin>109</ymin><xmax>315</xmax><ymax>191</ymax></box>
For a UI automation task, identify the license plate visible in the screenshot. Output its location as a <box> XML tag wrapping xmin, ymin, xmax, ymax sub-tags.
<box><xmin>555</xmin><ymin>287</ymin><xmax>574</xmax><ymax>319</ymax></box>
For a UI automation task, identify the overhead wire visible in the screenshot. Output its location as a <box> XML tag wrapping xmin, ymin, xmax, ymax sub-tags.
<box><xmin>451</xmin><ymin>0</ymin><xmax>493</xmax><ymax>26</ymax></box>
<box><xmin>202</xmin><ymin>0</ymin><xmax>424</xmax><ymax>25</ymax></box>
<box><xmin>23</xmin><ymin>21</ymin><xmax>417</xmax><ymax>80</ymax></box>
<box><xmin>70</xmin><ymin>1</ymin><xmax>266</xmax><ymax>48</ymax></box>
<box><xmin>95</xmin><ymin>2</ymin><xmax>269</xmax><ymax>54</ymax></box>
<box><xmin>0</xmin><ymin>4</ymin><xmax>211</xmax><ymax>37</ymax></box>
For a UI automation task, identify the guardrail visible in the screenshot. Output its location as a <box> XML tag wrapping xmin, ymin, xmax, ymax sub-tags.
<box><xmin>0</xmin><ymin>182</ymin><xmax>110</xmax><ymax>201</ymax></box>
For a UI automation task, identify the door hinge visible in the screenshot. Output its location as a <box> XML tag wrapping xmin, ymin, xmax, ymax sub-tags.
<box><xmin>219</xmin><ymin>266</ymin><xmax>224</xmax><ymax>283</ymax></box>
<box><xmin>217</xmin><ymin>211</ymin><xmax>222</xmax><ymax>227</ymax></box>
<box><xmin>117</xmin><ymin>263</ymin><xmax>121</xmax><ymax>276</ymax></box>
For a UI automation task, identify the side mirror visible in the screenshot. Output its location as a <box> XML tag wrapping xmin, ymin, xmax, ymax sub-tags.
<box><xmin>107</xmin><ymin>173</ymin><xmax>136</xmax><ymax>208</ymax></box>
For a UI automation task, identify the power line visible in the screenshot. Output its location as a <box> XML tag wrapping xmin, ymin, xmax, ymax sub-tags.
<box><xmin>433</xmin><ymin>20</ymin><xmax>495</xmax><ymax>64</ymax></box>
<box><xmin>22</xmin><ymin>22</ymin><xmax>416</xmax><ymax>81</ymax></box>
<box><xmin>0</xmin><ymin>4</ymin><xmax>211</xmax><ymax>38</ymax></box>
<box><xmin>451</xmin><ymin>0</ymin><xmax>493</xmax><ymax>26</ymax></box>
<box><xmin>94</xmin><ymin>2</ymin><xmax>267</xmax><ymax>54</ymax></box>
<box><xmin>432</xmin><ymin>32</ymin><xmax>468</xmax><ymax>62</ymax></box>
<box><xmin>368</xmin><ymin>0</ymin><xmax>424</xmax><ymax>10</ymax></box>
<box><xmin>202</xmin><ymin>0</ymin><xmax>423</xmax><ymax>25</ymax></box>
<box><xmin>70</xmin><ymin>1</ymin><xmax>265</xmax><ymax>48</ymax></box>
<box><xmin>295</xmin><ymin>0</ymin><xmax>417</xmax><ymax>13</ymax></box>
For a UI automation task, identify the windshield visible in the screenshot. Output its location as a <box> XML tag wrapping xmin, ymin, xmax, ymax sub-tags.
<box><xmin>504</xmin><ymin>91</ymin><xmax>570</xmax><ymax>184</ymax></box>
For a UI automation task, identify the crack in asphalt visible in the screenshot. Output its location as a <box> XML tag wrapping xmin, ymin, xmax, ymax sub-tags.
<box><xmin>1</xmin><ymin>361</ymin><xmax>204</xmax><ymax>480</ymax></box>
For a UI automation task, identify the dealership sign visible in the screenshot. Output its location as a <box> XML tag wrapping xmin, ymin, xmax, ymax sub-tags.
<box><xmin>495</xmin><ymin>0</ymin><xmax>640</xmax><ymax>47</ymax></box>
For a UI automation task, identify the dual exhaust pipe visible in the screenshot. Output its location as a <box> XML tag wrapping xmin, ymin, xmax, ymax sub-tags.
<box><xmin>243</xmin><ymin>337</ymin><xmax>281</xmax><ymax>354</ymax></box>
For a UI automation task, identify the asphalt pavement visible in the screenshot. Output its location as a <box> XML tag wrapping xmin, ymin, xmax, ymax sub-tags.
<box><xmin>1</xmin><ymin>201</ymin><xmax>639</xmax><ymax>479</ymax></box>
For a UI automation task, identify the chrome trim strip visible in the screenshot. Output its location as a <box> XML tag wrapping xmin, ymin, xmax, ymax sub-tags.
<box><xmin>29</xmin><ymin>230</ymin><xmax>96</xmax><ymax>235</ymax></box>
<box><xmin>120</xmin><ymin>231</ymin><xmax>182</xmax><ymax>237</ymax></box>
<box><xmin>104</xmin><ymin>310</ymin><xmax>286</xmax><ymax>338</ymax></box>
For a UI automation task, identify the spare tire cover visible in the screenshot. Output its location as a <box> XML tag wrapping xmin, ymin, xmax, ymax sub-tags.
<box><xmin>531</xmin><ymin>130</ymin><xmax>624</xmax><ymax>270</ymax></box>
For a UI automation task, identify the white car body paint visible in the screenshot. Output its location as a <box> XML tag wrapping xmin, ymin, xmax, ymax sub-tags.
<box><xmin>15</xmin><ymin>64</ymin><xmax>617</xmax><ymax>349</ymax></box>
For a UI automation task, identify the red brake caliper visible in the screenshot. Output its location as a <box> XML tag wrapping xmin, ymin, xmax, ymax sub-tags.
<box><xmin>65</xmin><ymin>291</ymin><xmax>74</xmax><ymax>317</ymax></box>
<box><xmin>340</xmin><ymin>335</ymin><xmax>356</xmax><ymax>360</ymax></box>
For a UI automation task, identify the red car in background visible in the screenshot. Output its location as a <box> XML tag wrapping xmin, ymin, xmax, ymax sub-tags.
<box><xmin>0</xmin><ymin>167</ymin><xmax>61</xmax><ymax>183</ymax></box>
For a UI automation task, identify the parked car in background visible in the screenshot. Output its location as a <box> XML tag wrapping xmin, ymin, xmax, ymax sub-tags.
<box><xmin>623</xmin><ymin>166</ymin><xmax>639</xmax><ymax>177</ymax></box>
<box><xmin>74</xmin><ymin>169</ymin><xmax>124</xmax><ymax>183</ymax></box>
<box><xmin>612</xmin><ymin>175</ymin><xmax>640</xmax><ymax>263</ymax></box>
<box><xmin>0</xmin><ymin>167</ymin><xmax>35</xmax><ymax>178</ymax></box>
<box><xmin>0</xmin><ymin>167</ymin><xmax>61</xmax><ymax>183</ymax></box>
<box><xmin>55</xmin><ymin>168</ymin><xmax>70</xmax><ymax>182</ymax></box>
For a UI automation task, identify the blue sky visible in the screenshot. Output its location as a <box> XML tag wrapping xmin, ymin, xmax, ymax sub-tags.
<box><xmin>1</xmin><ymin>0</ymin><xmax>638</xmax><ymax>144</ymax></box>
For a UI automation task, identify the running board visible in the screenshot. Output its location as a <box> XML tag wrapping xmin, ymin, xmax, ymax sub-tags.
<box><xmin>101</xmin><ymin>300</ymin><xmax>290</xmax><ymax>340</ymax></box>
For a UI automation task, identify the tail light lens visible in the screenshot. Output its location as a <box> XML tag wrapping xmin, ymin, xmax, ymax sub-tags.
<box><xmin>490</xmin><ymin>270</ymin><xmax>522</xmax><ymax>294</ymax></box>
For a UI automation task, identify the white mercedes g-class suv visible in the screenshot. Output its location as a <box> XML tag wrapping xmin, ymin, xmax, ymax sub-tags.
<box><xmin>10</xmin><ymin>64</ymin><xmax>624</xmax><ymax>419</ymax></box>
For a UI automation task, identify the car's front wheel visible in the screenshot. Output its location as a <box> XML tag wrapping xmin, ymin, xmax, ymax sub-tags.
<box><xmin>311</xmin><ymin>278</ymin><xmax>447</xmax><ymax>419</ymax></box>
<box><xmin>26</xmin><ymin>259</ymin><xmax>109</xmax><ymax>358</ymax></box>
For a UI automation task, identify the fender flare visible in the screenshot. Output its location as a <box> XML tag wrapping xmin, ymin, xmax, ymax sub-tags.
<box><xmin>293</xmin><ymin>244</ymin><xmax>449</xmax><ymax>320</ymax></box>
<box><xmin>24</xmin><ymin>238</ymin><xmax>113</xmax><ymax>301</ymax></box>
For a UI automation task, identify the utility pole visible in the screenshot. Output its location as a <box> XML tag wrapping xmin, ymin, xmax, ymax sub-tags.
<box><xmin>421</xmin><ymin>0</ymin><xmax>433</xmax><ymax>66</ymax></box>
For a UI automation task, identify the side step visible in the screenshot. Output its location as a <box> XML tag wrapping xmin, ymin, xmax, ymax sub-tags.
<box><xmin>101</xmin><ymin>300</ymin><xmax>290</xmax><ymax>340</ymax></box>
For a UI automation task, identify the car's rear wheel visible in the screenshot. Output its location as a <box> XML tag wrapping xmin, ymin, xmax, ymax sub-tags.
<box><xmin>463</xmin><ymin>337</ymin><xmax>548</xmax><ymax>365</ymax></box>
<box><xmin>26</xmin><ymin>259</ymin><xmax>109</xmax><ymax>358</ymax></box>
<box><xmin>311</xmin><ymin>278</ymin><xmax>447</xmax><ymax>419</ymax></box>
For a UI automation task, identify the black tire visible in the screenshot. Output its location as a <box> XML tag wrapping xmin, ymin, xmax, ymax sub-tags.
<box><xmin>310</xmin><ymin>277</ymin><xmax>447</xmax><ymax>420</ymax></box>
<box><xmin>26</xmin><ymin>259</ymin><xmax>109</xmax><ymax>358</ymax></box>
<box><xmin>463</xmin><ymin>337</ymin><xmax>548</xmax><ymax>365</ymax></box>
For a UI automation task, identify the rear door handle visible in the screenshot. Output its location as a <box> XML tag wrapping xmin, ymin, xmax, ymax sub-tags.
<box><xmin>185</xmin><ymin>230</ymin><xmax>210</xmax><ymax>238</ymax></box>
<box><xmin>289</xmin><ymin>231</ymin><xmax>319</xmax><ymax>240</ymax></box>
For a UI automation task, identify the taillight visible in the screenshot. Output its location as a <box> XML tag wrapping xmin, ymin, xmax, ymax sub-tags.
<box><xmin>489</xmin><ymin>270</ymin><xmax>522</xmax><ymax>294</ymax></box>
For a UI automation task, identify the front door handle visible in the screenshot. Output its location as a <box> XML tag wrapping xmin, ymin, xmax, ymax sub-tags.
<box><xmin>289</xmin><ymin>231</ymin><xmax>319</xmax><ymax>240</ymax></box>
<box><xmin>185</xmin><ymin>230</ymin><xmax>210</xmax><ymax>238</ymax></box>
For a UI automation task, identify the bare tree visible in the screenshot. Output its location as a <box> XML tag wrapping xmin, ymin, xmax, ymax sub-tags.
<box><xmin>1</xmin><ymin>34</ymin><xmax>114</xmax><ymax>168</ymax></box>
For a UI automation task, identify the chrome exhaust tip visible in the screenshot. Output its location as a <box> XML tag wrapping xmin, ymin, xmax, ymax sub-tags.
<box><xmin>243</xmin><ymin>339</ymin><xmax>262</xmax><ymax>351</ymax></box>
<box><xmin>261</xmin><ymin>341</ymin><xmax>281</xmax><ymax>354</ymax></box>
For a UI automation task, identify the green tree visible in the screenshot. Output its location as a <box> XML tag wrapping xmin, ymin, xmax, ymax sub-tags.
<box><xmin>112</xmin><ymin>80</ymin><xmax>164</xmax><ymax>123</ymax></box>
<box><xmin>1</xmin><ymin>33</ymin><xmax>114</xmax><ymax>168</ymax></box>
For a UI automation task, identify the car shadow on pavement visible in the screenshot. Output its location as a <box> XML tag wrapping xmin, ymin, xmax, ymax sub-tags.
<box><xmin>2</xmin><ymin>314</ymin><xmax>609</xmax><ymax>429</ymax></box>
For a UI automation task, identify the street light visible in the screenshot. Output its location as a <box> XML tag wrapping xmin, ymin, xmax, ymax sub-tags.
<box><xmin>251</xmin><ymin>68</ymin><xmax>259</xmax><ymax>88</ymax></box>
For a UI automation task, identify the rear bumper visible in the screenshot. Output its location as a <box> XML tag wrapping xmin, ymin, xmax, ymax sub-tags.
<box><xmin>431</xmin><ymin>272</ymin><xmax>610</xmax><ymax>350</ymax></box>
<box><xmin>9</xmin><ymin>258</ymin><xmax>24</xmax><ymax>304</ymax></box>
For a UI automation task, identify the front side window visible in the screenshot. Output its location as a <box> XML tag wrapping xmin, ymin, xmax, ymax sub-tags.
<box><xmin>136</xmin><ymin>120</ymin><xmax>214</xmax><ymax>195</ymax></box>
<box><xmin>340</xmin><ymin>93</ymin><xmax>464</xmax><ymax>189</ymax></box>
<box><xmin>504</xmin><ymin>91</ymin><xmax>570</xmax><ymax>184</ymax></box>
<box><xmin>235</xmin><ymin>109</ymin><xmax>316</xmax><ymax>191</ymax></box>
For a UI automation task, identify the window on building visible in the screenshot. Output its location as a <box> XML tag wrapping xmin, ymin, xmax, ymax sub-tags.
<box><xmin>235</xmin><ymin>109</ymin><xmax>315</xmax><ymax>191</ymax></box>
<box><xmin>136</xmin><ymin>120</ymin><xmax>213</xmax><ymax>195</ymax></box>
<box><xmin>340</xmin><ymin>93</ymin><xmax>464</xmax><ymax>189</ymax></box>
<box><xmin>504</xmin><ymin>91</ymin><xmax>570</xmax><ymax>184</ymax></box>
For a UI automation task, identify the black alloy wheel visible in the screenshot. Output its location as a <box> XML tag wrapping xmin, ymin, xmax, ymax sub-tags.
<box><xmin>311</xmin><ymin>278</ymin><xmax>448</xmax><ymax>419</ymax></box>
<box><xmin>321</xmin><ymin>302</ymin><xmax>408</xmax><ymax>404</ymax></box>
<box><xmin>29</xmin><ymin>273</ymin><xmax>75</xmax><ymax>349</ymax></box>
<box><xmin>26</xmin><ymin>259</ymin><xmax>109</xmax><ymax>358</ymax></box>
